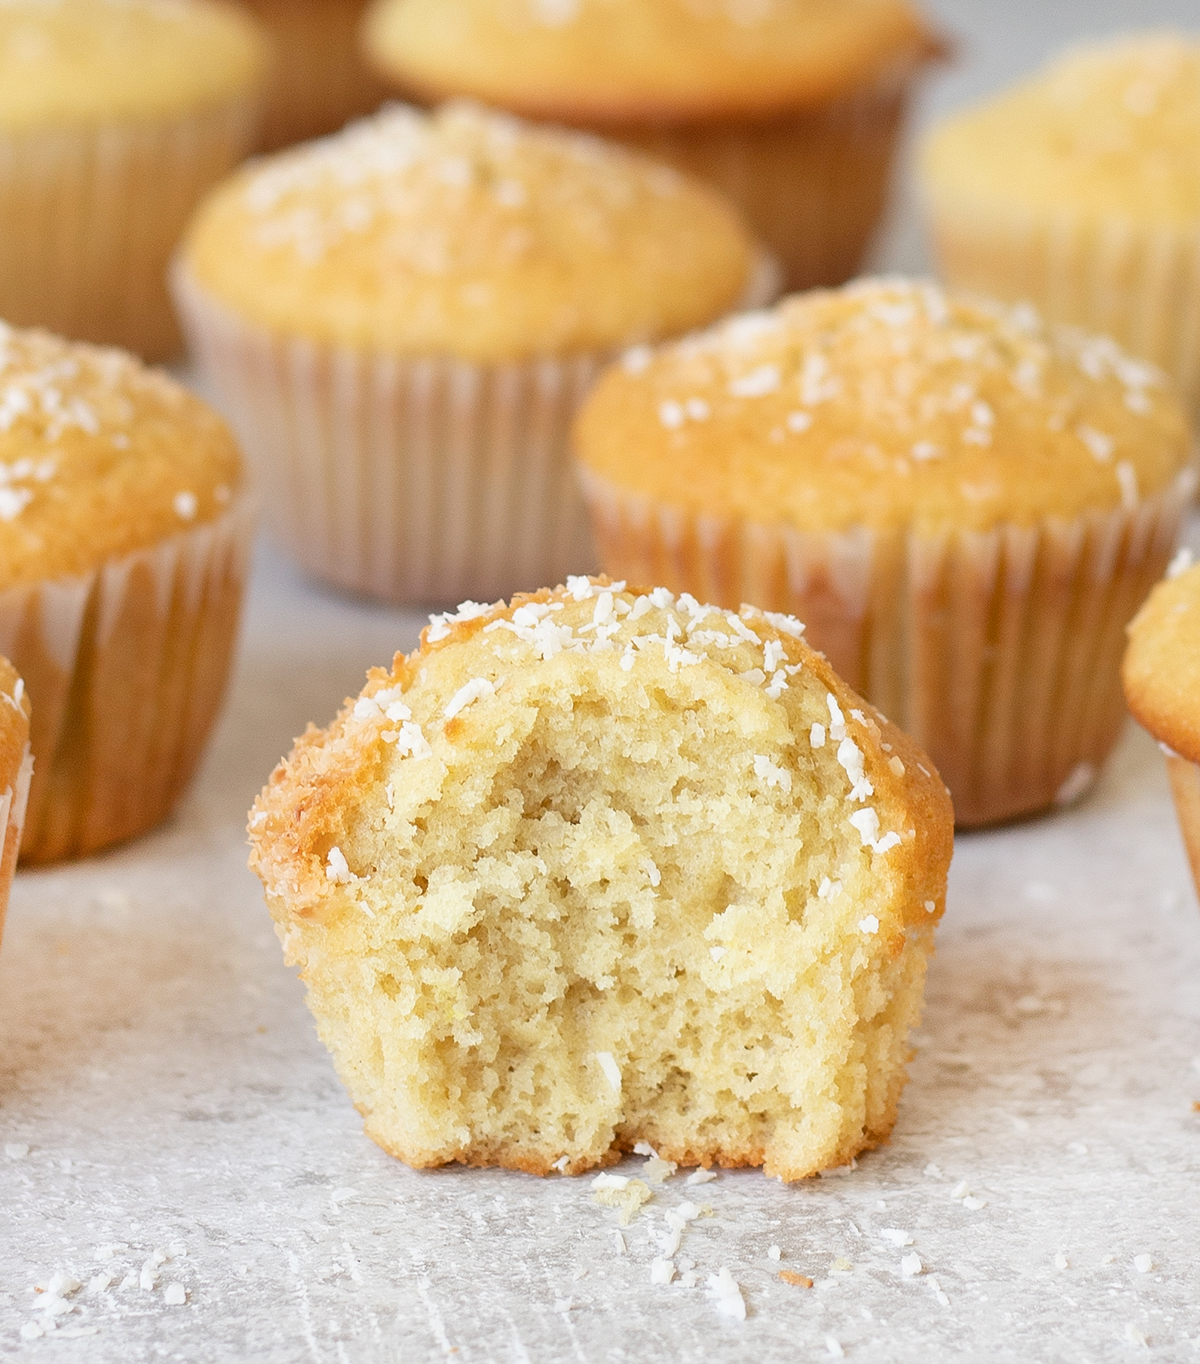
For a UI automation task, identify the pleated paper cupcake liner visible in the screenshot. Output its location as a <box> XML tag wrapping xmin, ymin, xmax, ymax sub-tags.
<box><xmin>0</xmin><ymin>743</ymin><xmax>32</xmax><ymax>949</ymax></box>
<box><xmin>0</xmin><ymin>97</ymin><xmax>259</xmax><ymax>360</ymax></box>
<box><xmin>1165</xmin><ymin>753</ymin><xmax>1200</xmax><ymax>905</ymax></box>
<box><xmin>174</xmin><ymin>258</ymin><xmax>780</xmax><ymax>606</ymax></box>
<box><xmin>610</xmin><ymin>63</ymin><xmax>919</xmax><ymax>294</ymax></box>
<box><xmin>928</xmin><ymin>203</ymin><xmax>1200</xmax><ymax>414</ymax></box>
<box><xmin>0</xmin><ymin>500</ymin><xmax>255</xmax><ymax>865</ymax></box>
<box><xmin>580</xmin><ymin>467</ymin><xmax>1197</xmax><ymax>827</ymax></box>
<box><xmin>242</xmin><ymin>0</ymin><xmax>391</xmax><ymax>150</ymax></box>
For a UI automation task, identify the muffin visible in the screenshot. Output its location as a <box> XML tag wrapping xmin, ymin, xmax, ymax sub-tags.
<box><xmin>362</xmin><ymin>0</ymin><xmax>941</xmax><ymax>294</ymax></box>
<box><xmin>575</xmin><ymin>279</ymin><xmax>1197</xmax><ymax>827</ymax></box>
<box><xmin>175</xmin><ymin>101</ymin><xmax>765</xmax><ymax>605</ymax></box>
<box><xmin>1124</xmin><ymin>551</ymin><xmax>1200</xmax><ymax>900</ymax></box>
<box><xmin>250</xmin><ymin>577</ymin><xmax>954</xmax><ymax>1180</ymax></box>
<box><xmin>920</xmin><ymin>33</ymin><xmax>1200</xmax><ymax>413</ymax></box>
<box><xmin>0</xmin><ymin>660</ymin><xmax>33</xmax><ymax>952</ymax></box>
<box><xmin>236</xmin><ymin>0</ymin><xmax>390</xmax><ymax>150</ymax></box>
<box><xmin>0</xmin><ymin>323</ymin><xmax>252</xmax><ymax>864</ymax></box>
<box><xmin>0</xmin><ymin>0</ymin><xmax>268</xmax><ymax>361</ymax></box>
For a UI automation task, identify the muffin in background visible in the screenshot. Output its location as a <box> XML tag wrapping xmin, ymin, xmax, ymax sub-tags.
<box><xmin>362</xmin><ymin>0</ymin><xmax>942</xmax><ymax>293</ymax></box>
<box><xmin>0</xmin><ymin>0</ymin><xmax>267</xmax><ymax>361</ymax></box>
<box><xmin>0</xmin><ymin>661</ymin><xmax>32</xmax><ymax>953</ymax></box>
<box><xmin>575</xmin><ymin>278</ymin><xmax>1196</xmax><ymax>827</ymax></box>
<box><xmin>1124</xmin><ymin>551</ymin><xmax>1200</xmax><ymax>901</ymax></box>
<box><xmin>175</xmin><ymin>101</ymin><xmax>766</xmax><ymax>605</ymax></box>
<box><xmin>237</xmin><ymin>0</ymin><xmax>390</xmax><ymax>149</ymax></box>
<box><xmin>921</xmin><ymin>33</ymin><xmax>1200</xmax><ymax>412</ymax></box>
<box><xmin>0</xmin><ymin>324</ymin><xmax>253</xmax><ymax>865</ymax></box>
<box><xmin>250</xmin><ymin>579</ymin><xmax>953</xmax><ymax>1180</ymax></box>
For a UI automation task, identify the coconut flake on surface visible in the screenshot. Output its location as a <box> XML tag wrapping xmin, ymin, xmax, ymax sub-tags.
<box><xmin>592</xmin><ymin>1176</ymin><xmax>652</xmax><ymax>1225</ymax></box>
<box><xmin>706</xmin><ymin>1268</ymin><xmax>746</xmax><ymax>1321</ymax></box>
<box><xmin>880</xmin><ymin>1229</ymin><xmax>914</xmax><ymax>1247</ymax></box>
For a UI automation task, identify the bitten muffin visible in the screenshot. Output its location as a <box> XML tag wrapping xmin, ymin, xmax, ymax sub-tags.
<box><xmin>575</xmin><ymin>278</ymin><xmax>1196</xmax><ymax>826</ymax></box>
<box><xmin>0</xmin><ymin>660</ymin><xmax>33</xmax><ymax>953</ymax></box>
<box><xmin>250</xmin><ymin>578</ymin><xmax>953</xmax><ymax>1180</ymax></box>
<box><xmin>236</xmin><ymin>0</ymin><xmax>391</xmax><ymax>150</ymax></box>
<box><xmin>0</xmin><ymin>0</ymin><xmax>268</xmax><ymax>360</ymax></box>
<box><xmin>921</xmin><ymin>33</ymin><xmax>1200</xmax><ymax>412</ymax></box>
<box><xmin>363</xmin><ymin>0</ymin><xmax>940</xmax><ymax>292</ymax></box>
<box><xmin>1124</xmin><ymin>551</ymin><xmax>1200</xmax><ymax>901</ymax></box>
<box><xmin>0</xmin><ymin>323</ymin><xmax>253</xmax><ymax>864</ymax></box>
<box><xmin>175</xmin><ymin>101</ymin><xmax>763</xmax><ymax>604</ymax></box>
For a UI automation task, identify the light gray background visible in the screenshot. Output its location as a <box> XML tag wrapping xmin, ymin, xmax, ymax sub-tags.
<box><xmin>4</xmin><ymin>2</ymin><xmax>1200</xmax><ymax>1360</ymax></box>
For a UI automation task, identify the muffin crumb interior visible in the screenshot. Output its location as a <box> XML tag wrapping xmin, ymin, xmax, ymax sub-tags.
<box><xmin>252</xmin><ymin>579</ymin><xmax>951</xmax><ymax>1180</ymax></box>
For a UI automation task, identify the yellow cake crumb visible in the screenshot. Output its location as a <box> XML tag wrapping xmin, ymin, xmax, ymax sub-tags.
<box><xmin>250</xmin><ymin>577</ymin><xmax>953</xmax><ymax>1181</ymax></box>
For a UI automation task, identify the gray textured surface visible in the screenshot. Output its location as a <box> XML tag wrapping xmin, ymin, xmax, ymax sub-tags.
<box><xmin>3</xmin><ymin>538</ymin><xmax>1200</xmax><ymax>1364</ymax></box>
<box><xmin>5</xmin><ymin>0</ymin><xmax>1200</xmax><ymax>1358</ymax></box>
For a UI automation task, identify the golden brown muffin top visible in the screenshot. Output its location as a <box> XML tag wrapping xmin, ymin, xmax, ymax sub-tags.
<box><xmin>1124</xmin><ymin>553</ymin><xmax>1200</xmax><ymax>764</ymax></box>
<box><xmin>921</xmin><ymin>33</ymin><xmax>1200</xmax><ymax>227</ymax></box>
<box><xmin>0</xmin><ymin>656</ymin><xmax>30</xmax><ymax>796</ymax></box>
<box><xmin>0</xmin><ymin>0</ymin><xmax>268</xmax><ymax>131</ymax></box>
<box><xmin>181</xmin><ymin>102</ymin><xmax>756</xmax><ymax>361</ymax></box>
<box><xmin>0</xmin><ymin>325</ymin><xmax>244</xmax><ymax>591</ymax></box>
<box><xmin>250</xmin><ymin>575</ymin><xmax>953</xmax><ymax>944</ymax></box>
<box><xmin>363</xmin><ymin>0</ymin><xmax>936</xmax><ymax>123</ymax></box>
<box><xmin>574</xmin><ymin>278</ymin><xmax>1194</xmax><ymax>536</ymax></box>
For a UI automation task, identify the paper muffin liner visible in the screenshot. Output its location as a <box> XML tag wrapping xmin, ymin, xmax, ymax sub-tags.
<box><xmin>0</xmin><ymin>744</ymin><xmax>33</xmax><ymax>951</ymax></box>
<box><xmin>1164</xmin><ymin>754</ymin><xmax>1200</xmax><ymax>906</ymax></box>
<box><xmin>0</xmin><ymin>501</ymin><xmax>255</xmax><ymax>865</ymax></box>
<box><xmin>173</xmin><ymin>257</ymin><xmax>780</xmax><ymax>606</ymax></box>
<box><xmin>610</xmin><ymin>63</ymin><xmax>919</xmax><ymax>294</ymax></box>
<box><xmin>928</xmin><ymin>203</ymin><xmax>1200</xmax><ymax>414</ymax></box>
<box><xmin>241</xmin><ymin>0</ymin><xmax>391</xmax><ymax>151</ymax></box>
<box><xmin>580</xmin><ymin>467</ymin><xmax>1197</xmax><ymax>827</ymax></box>
<box><xmin>0</xmin><ymin>97</ymin><xmax>259</xmax><ymax>361</ymax></box>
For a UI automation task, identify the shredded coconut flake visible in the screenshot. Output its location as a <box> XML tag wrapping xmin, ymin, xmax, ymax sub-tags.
<box><xmin>325</xmin><ymin>846</ymin><xmax>355</xmax><ymax>884</ymax></box>
<box><xmin>848</xmin><ymin>808</ymin><xmax>901</xmax><ymax>854</ymax></box>
<box><xmin>706</xmin><ymin>1268</ymin><xmax>746</xmax><ymax>1321</ymax></box>
<box><xmin>752</xmin><ymin>754</ymin><xmax>792</xmax><ymax>792</ymax></box>
<box><xmin>0</xmin><ymin>487</ymin><xmax>32</xmax><ymax>521</ymax></box>
<box><xmin>444</xmin><ymin>677</ymin><xmax>497</xmax><ymax>721</ymax></box>
<box><xmin>729</xmin><ymin>364</ymin><xmax>781</xmax><ymax>398</ymax></box>
<box><xmin>596</xmin><ymin>1051</ymin><xmax>621</xmax><ymax>1092</ymax></box>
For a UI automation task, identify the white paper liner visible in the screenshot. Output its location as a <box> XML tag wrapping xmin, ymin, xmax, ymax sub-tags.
<box><xmin>0</xmin><ymin>745</ymin><xmax>32</xmax><ymax>951</ymax></box>
<box><xmin>0</xmin><ymin>98</ymin><xmax>259</xmax><ymax>360</ymax></box>
<box><xmin>1165</xmin><ymin>754</ymin><xmax>1200</xmax><ymax>905</ymax></box>
<box><xmin>613</xmin><ymin>61</ymin><xmax>918</xmax><ymax>293</ymax></box>
<box><xmin>173</xmin><ymin>259</ymin><xmax>780</xmax><ymax>606</ymax></box>
<box><xmin>928</xmin><ymin>203</ymin><xmax>1200</xmax><ymax>414</ymax></box>
<box><xmin>0</xmin><ymin>501</ymin><xmax>255</xmax><ymax>864</ymax></box>
<box><xmin>580</xmin><ymin>467</ymin><xmax>1197</xmax><ymax>827</ymax></box>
